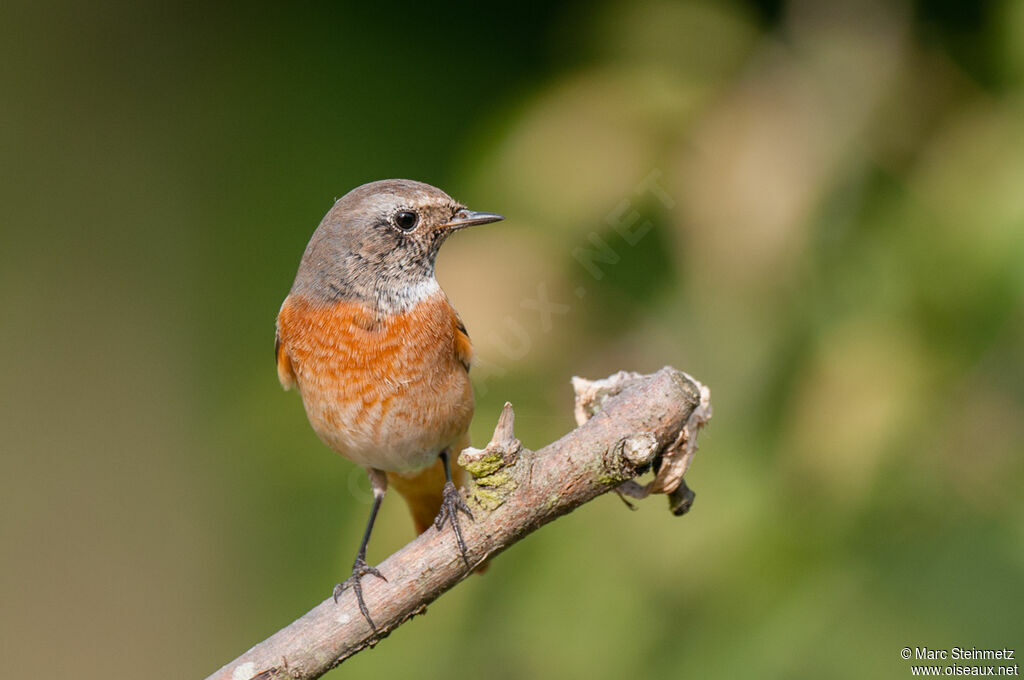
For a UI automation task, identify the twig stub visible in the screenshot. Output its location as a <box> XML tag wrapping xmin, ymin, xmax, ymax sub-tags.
<box><xmin>206</xmin><ymin>366</ymin><xmax>710</xmax><ymax>680</ymax></box>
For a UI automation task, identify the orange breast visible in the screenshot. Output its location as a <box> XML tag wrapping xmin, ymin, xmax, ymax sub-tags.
<box><xmin>275</xmin><ymin>292</ymin><xmax>473</xmax><ymax>473</ymax></box>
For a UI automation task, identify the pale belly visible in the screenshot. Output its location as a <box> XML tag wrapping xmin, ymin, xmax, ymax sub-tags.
<box><xmin>298</xmin><ymin>365</ymin><xmax>473</xmax><ymax>473</ymax></box>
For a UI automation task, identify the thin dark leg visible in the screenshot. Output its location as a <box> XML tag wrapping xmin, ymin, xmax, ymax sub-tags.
<box><xmin>433</xmin><ymin>449</ymin><xmax>474</xmax><ymax>568</ymax></box>
<box><xmin>333</xmin><ymin>469</ymin><xmax>388</xmax><ymax>633</ymax></box>
<box><xmin>355</xmin><ymin>491</ymin><xmax>383</xmax><ymax>564</ymax></box>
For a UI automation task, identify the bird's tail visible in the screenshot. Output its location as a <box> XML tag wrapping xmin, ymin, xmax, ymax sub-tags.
<box><xmin>386</xmin><ymin>432</ymin><xmax>471</xmax><ymax>535</ymax></box>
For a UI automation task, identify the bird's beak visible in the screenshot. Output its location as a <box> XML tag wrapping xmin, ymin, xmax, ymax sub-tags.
<box><xmin>443</xmin><ymin>209</ymin><xmax>504</xmax><ymax>231</ymax></box>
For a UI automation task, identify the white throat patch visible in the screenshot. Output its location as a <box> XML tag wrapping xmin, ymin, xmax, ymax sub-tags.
<box><xmin>376</xmin><ymin>276</ymin><xmax>442</xmax><ymax>314</ymax></box>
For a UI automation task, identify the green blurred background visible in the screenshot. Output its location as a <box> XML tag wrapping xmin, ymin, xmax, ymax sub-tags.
<box><xmin>3</xmin><ymin>0</ymin><xmax>1023</xmax><ymax>678</ymax></box>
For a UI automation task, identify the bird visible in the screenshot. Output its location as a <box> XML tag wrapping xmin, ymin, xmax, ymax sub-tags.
<box><xmin>274</xmin><ymin>179</ymin><xmax>503</xmax><ymax>631</ymax></box>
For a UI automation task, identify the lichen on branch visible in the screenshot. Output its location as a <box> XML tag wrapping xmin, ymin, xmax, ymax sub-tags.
<box><xmin>206</xmin><ymin>366</ymin><xmax>711</xmax><ymax>680</ymax></box>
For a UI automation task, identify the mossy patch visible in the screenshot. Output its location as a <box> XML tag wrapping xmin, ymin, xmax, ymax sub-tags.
<box><xmin>461</xmin><ymin>452</ymin><xmax>507</xmax><ymax>478</ymax></box>
<box><xmin>467</xmin><ymin>469</ymin><xmax>517</xmax><ymax>511</ymax></box>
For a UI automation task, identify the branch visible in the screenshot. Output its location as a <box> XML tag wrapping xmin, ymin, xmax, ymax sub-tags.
<box><xmin>206</xmin><ymin>366</ymin><xmax>712</xmax><ymax>680</ymax></box>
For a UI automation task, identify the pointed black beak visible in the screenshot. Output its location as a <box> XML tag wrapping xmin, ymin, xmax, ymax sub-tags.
<box><xmin>443</xmin><ymin>209</ymin><xmax>504</xmax><ymax>231</ymax></box>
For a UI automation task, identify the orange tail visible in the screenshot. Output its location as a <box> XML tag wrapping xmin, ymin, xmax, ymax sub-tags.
<box><xmin>387</xmin><ymin>437</ymin><xmax>490</xmax><ymax>573</ymax></box>
<box><xmin>387</xmin><ymin>434</ymin><xmax>470</xmax><ymax>535</ymax></box>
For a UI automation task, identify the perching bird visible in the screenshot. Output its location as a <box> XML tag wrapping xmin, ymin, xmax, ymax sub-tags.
<box><xmin>274</xmin><ymin>179</ymin><xmax>502</xmax><ymax>631</ymax></box>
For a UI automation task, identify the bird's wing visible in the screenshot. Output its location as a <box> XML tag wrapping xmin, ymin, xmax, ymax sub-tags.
<box><xmin>454</xmin><ymin>315</ymin><xmax>472</xmax><ymax>373</ymax></box>
<box><xmin>275</xmin><ymin>311</ymin><xmax>296</xmax><ymax>390</ymax></box>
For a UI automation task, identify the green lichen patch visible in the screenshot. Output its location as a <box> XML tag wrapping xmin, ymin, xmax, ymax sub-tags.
<box><xmin>467</xmin><ymin>469</ymin><xmax>518</xmax><ymax>511</ymax></box>
<box><xmin>470</xmin><ymin>485</ymin><xmax>508</xmax><ymax>511</ymax></box>
<box><xmin>461</xmin><ymin>451</ymin><xmax>507</xmax><ymax>478</ymax></box>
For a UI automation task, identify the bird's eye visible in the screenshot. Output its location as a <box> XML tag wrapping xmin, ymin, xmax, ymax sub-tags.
<box><xmin>394</xmin><ymin>211</ymin><xmax>419</xmax><ymax>231</ymax></box>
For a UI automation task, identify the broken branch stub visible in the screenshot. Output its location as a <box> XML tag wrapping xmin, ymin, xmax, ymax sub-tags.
<box><xmin>458</xmin><ymin>402</ymin><xmax>524</xmax><ymax>511</ymax></box>
<box><xmin>572</xmin><ymin>367</ymin><xmax>712</xmax><ymax>515</ymax></box>
<box><xmin>205</xmin><ymin>366</ymin><xmax>710</xmax><ymax>680</ymax></box>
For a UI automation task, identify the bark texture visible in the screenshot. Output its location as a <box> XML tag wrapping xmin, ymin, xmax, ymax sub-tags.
<box><xmin>206</xmin><ymin>366</ymin><xmax>711</xmax><ymax>680</ymax></box>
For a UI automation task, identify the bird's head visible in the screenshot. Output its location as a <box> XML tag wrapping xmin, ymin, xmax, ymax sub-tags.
<box><xmin>292</xmin><ymin>179</ymin><xmax>503</xmax><ymax>311</ymax></box>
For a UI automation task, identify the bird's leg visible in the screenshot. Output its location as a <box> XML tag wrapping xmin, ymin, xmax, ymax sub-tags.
<box><xmin>333</xmin><ymin>468</ymin><xmax>388</xmax><ymax>633</ymax></box>
<box><xmin>433</xmin><ymin>449</ymin><xmax>474</xmax><ymax>568</ymax></box>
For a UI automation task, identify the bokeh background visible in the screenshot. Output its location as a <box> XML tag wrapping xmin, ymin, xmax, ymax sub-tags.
<box><xmin>3</xmin><ymin>0</ymin><xmax>1023</xmax><ymax>678</ymax></box>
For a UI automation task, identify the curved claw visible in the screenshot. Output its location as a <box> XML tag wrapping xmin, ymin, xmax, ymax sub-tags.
<box><xmin>434</xmin><ymin>481</ymin><xmax>474</xmax><ymax>567</ymax></box>
<box><xmin>333</xmin><ymin>557</ymin><xmax>387</xmax><ymax>633</ymax></box>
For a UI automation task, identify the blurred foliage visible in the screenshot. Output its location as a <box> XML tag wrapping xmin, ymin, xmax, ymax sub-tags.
<box><xmin>2</xmin><ymin>0</ymin><xmax>1022</xmax><ymax>678</ymax></box>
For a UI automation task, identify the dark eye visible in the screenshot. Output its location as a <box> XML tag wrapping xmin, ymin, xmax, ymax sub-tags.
<box><xmin>394</xmin><ymin>210</ymin><xmax>419</xmax><ymax>231</ymax></box>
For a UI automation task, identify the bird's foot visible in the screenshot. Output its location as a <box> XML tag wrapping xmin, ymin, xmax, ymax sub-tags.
<box><xmin>434</xmin><ymin>480</ymin><xmax>474</xmax><ymax>567</ymax></box>
<box><xmin>333</xmin><ymin>556</ymin><xmax>387</xmax><ymax>633</ymax></box>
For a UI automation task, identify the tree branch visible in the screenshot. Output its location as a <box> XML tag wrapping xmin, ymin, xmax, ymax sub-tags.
<box><xmin>206</xmin><ymin>366</ymin><xmax>711</xmax><ymax>680</ymax></box>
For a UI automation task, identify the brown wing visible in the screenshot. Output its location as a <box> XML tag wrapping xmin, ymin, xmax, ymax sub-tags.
<box><xmin>275</xmin><ymin>305</ymin><xmax>296</xmax><ymax>390</ymax></box>
<box><xmin>454</xmin><ymin>315</ymin><xmax>472</xmax><ymax>373</ymax></box>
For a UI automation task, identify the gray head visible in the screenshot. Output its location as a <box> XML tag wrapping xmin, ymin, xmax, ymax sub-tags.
<box><xmin>290</xmin><ymin>179</ymin><xmax>502</xmax><ymax>311</ymax></box>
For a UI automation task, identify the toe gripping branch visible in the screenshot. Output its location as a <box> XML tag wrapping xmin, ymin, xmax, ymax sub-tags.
<box><xmin>205</xmin><ymin>368</ymin><xmax>712</xmax><ymax>680</ymax></box>
<box><xmin>436</xmin><ymin>449</ymin><xmax>474</xmax><ymax>567</ymax></box>
<box><xmin>333</xmin><ymin>557</ymin><xmax>387</xmax><ymax>633</ymax></box>
<box><xmin>435</xmin><ymin>398</ymin><xmax>523</xmax><ymax>569</ymax></box>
